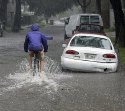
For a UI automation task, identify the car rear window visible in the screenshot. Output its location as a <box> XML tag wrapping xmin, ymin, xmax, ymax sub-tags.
<box><xmin>78</xmin><ymin>24</ymin><xmax>102</xmax><ymax>32</ymax></box>
<box><xmin>90</xmin><ymin>16</ymin><xmax>100</xmax><ymax>24</ymax></box>
<box><xmin>70</xmin><ymin>36</ymin><xmax>112</xmax><ymax>50</ymax></box>
<box><xmin>80</xmin><ymin>16</ymin><xmax>89</xmax><ymax>24</ymax></box>
<box><xmin>80</xmin><ymin>16</ymin><xmax>100</xmax><ymax>24</ymax></box>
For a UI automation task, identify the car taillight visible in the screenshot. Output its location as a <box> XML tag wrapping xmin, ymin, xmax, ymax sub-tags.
<box><xmin>66</xmin><ymin>50</ymin><xmax>79</xmax><ymax>55</ymax></box>
<box><xmin>103</xmin><ymin>54</ymin><xmax>116</xmax><ymax>58</ymax></box>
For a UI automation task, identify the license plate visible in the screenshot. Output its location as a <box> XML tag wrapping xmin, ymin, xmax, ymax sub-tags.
<box><xmin>85</xmin><ymin>53</ymin><xmax>96</xmax><ymax>59</ymax></box>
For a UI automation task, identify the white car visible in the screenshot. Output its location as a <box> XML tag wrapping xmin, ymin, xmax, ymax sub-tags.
<box><xmin>61</xmin><ymin>33</ymin><xmax>118</xmax><ymax>72</ymax></box>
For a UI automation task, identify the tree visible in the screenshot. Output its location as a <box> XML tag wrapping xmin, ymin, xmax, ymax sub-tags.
<box><xmin>25</xmin><ymin>0</ymin><xmax>74</xmax><ymax>17</ymax></box>
<box><xmin>123</xmin><ymin>0</ymin><xmax>125</xmax><ymax>8</ymax></box>
<box><xmin>0</xmin><ymin>0</ymin><xmax>8</xmax><ymax>28</ymax></box>
<box><xmin>12</xmin><ymin>0</ymin><xmax>21</xmax><ymax>32</ymax></box>
<box><xmin>73</xmin><ymin>0</ymin><xmax>91</xmax><ymax>13</ymax></box>
<box><xmin>110</xmin><ymin>0</ymin><xmax>125</xmax><ymax>47</ymax></box>
<box><xmin>96</xmin><ymin>0</ymin><xmax>101</xmax><ymax>14</ymax></box>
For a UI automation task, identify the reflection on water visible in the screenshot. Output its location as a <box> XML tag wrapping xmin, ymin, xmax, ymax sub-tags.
<box><xmin>0</xmin><ymin>56</ymin><xmax>72</xmax><ymax>95</ymax></box>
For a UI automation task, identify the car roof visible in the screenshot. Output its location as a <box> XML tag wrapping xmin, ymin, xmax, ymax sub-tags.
<box><xmin>72</xmin><ymin>33</ymin><xmax>109</xmax><ymax>39</ymax></box>
<box><xmin>75</xmin><ymin>23</ymin><xmax>105</xmax><ymax>35</ymax></box>
<box><xmin>74</xmin><ymin>32</ymin><xmax>106</xmax><ymax>36</ymax></box>
<box><xmin>71</xmin><ymin>13</ymin><xmax>100</xmax><ymax>16</ymax></box>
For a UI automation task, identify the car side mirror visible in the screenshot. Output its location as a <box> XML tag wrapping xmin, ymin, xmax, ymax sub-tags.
<box><xmin>76</xmin><ymin>26</ymin><xmax>79</xmax><ymax>30</ymax></box>
<box><xmin>64</xmin><ymin>19</ymin><xmax>69</xmax><ymax>25</ymax></box>
<box><xmin>62</xmin><ymin>43</ymin><xmax>67</xmax><ymax>48</ymax></box>
<box><xmin>72</xmin><ymin>29</ymin><xmax>76</xmax><ymax>35</ymax></box>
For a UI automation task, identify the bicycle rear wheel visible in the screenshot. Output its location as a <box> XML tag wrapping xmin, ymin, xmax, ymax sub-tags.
<box><xmin>33</xmin><ymin>56</ymin><xmax>39</xmax><ymax>76</ymax></box>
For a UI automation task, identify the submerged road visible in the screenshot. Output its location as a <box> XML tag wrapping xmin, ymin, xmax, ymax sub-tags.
<box><xmin>0</xmin><ymin>24</ymin><xmax>125</xmax><ymax>111</ymax></box>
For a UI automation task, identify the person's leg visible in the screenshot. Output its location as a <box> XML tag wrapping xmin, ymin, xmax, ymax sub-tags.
<box><xmin>37</xmin><ymin>51</ymin><xmax>45</xmax><ymax>79</ymax></box>
<box><xmin>41</xmin><ymin>51</ymin><xmax>45</xmax><ymax>72</ymax></box>
<box><xmin>37</xmin><ymin>60</ymin><xmax>40</xmax><ymax>72</ymax></box>
<box><xmin>37</xmin><ymin>51</ymin><xmax>44</xmax><ymax>72</ymax></box>
<box><xmin>41</xmin><ymin>60</ymin><xmax>44</xmax><ymax>72</ymax></box>
<box><xmin>29</xmin><ymin>52</ymin><xmax>34</xmax><ymax>70</ymax></box>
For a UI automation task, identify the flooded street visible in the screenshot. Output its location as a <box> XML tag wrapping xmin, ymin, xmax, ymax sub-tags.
<box><xmin>0</xmin><ymin>25</ymin><xmax>125</xmax><ymax>111</ymax></box>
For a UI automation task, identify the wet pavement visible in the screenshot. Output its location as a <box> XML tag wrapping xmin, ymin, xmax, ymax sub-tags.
<box><xmin>0</xmin><ymin>25</ymin><xmax>125</xmax><ymax>111</ymax></box>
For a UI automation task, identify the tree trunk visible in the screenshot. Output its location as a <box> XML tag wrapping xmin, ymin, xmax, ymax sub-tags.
<box><xmin>123</xmin><ymin>0</ymin><xmax>125</xmax><ymax>15</ymax></box>
<box><xmin>82</xmin><ymin>0</ymin><xmax>86</xmax><ymax>13</ymax></box>
<box><xmin>96</xmin><ymin>0</ymin><xmax>101</xmax><ymax>14</ymax></box>
<box><xmin>110</xmin><ymin>0</ymin><xmax>125</xmax><ymax>47</ymax></box>
<box><xmin>81</xmin><ymin>6</ymin><xmax>86</xmax><ymax>13</ymax></box>
<box><xmin>0</xmin><ymin>0</ymin><xmax>8</xmax><ymax>29</ymax></box>
<box><xmin>12</xmin><ymin>0</ymin><xmax>21</xmax><ymax>32</ymax></box>
<box><xmin>75</xmin><ymin>0</ymin><xmax>91</xmax><ymax>13</ymax></box>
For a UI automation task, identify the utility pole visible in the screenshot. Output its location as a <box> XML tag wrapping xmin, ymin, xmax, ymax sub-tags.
<box><xmin>0</xmin><ymin>0</ymin><xmax>8</xmax><ymax>29</ymax></box>
<box><xmin>12</xmin><ymin>0</ymin><xmax>21</xmax><ymax>32</ymax></box>
<box><xmin>123</xmin><ymin>0</ymin><xmax>125</xmax><ymax>14</ymax></box>
<box><xmin>96</xmin><ymin>0</ymin><xmax>101</xmax><ymax>14</ymax></box>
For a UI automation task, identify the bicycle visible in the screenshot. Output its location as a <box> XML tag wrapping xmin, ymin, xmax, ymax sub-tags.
<box><xmin>31</xmin><ymin>36</ymin><xmax>53</xmax><ymax>76</ymax></box>
<box><xmin>32</xmin><ymin>52</ymin><xmax>40</xmax><ymax>76</ymax></box>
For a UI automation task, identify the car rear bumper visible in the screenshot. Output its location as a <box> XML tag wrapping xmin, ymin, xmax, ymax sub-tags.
<box><xmin>61</xmin><ymin>57</ymin><xmax>118</xmax><ymax>72</ymax></box>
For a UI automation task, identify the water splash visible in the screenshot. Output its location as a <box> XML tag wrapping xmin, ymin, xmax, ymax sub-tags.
<box><xmin>0</xmin><ymin>56</ymin><xmax>72</xmax><ymax>95</ymax></box>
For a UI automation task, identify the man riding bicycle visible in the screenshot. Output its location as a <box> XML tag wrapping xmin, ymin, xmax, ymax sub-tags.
<box><xmin>24</xmin><ymin>24</ymin><xmax>48</xmax><ymax>74</ymax></box>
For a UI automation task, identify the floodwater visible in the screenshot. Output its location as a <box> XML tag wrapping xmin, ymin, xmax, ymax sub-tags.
<box><xmin>0</xmin><ymin>55</ymin><xmax>74</xmax><ymax>111</ymax></box>
<box><xmin>0</xmin><ymin>56</ymin><xmax>72</xmax><ymax>95</ymax></box>
<box><xmin>0</xmin><ymin>28</ymin><xmax>72</xmax><ymax>111</ymax></box>
<box><xmin>0</xmin><ymin>25</ymin><xmax>125</xmax><ymax>111</ymax></box>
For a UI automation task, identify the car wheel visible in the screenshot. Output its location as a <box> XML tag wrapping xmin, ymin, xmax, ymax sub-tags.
<box><xmin>116</xmin><ymin>67</ymin><xmax>119</xmax><ymax>72</ymax></box>
<box><xmin>64</xmin><ymin>33</ymin><xmax>68</xmax><ymax>40</ymax></box>
<box><xmin>115</xmin><ymin>62</ymin><xmax>119</xmax><ymax>72</ymax></box>
<box><xmin>61</xmin><ymin>67</ymin><xmax>68</xmax><ymax>72</ymax></box>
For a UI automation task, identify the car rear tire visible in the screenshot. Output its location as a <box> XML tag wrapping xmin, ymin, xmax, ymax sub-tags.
<box><xmin>64</xmin><ymin>33</ymin><xmax>69</xmax><ymax>40</ymax></box>
<box><xmin>61</xmin><ymin>67</ymin><xmax>68</xmax><ymax>72</ymax></box>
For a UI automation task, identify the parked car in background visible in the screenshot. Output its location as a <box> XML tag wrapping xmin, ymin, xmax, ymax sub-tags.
<box><xmin>61</xmin><ymin>33</ymin><xmax>118</xmax><ymax>73</ymax></box>
<box><xmin>64</xmin><ymin>13</ymin><xmax>103</xmax><ymax>40</ymax></box>
<box><xmin>73</xmin><ymin>23</ymin><xmax>106</xmax><ymax>36</ymax></box>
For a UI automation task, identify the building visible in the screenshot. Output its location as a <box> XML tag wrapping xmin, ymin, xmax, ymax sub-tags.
<box><xmin>7</xmin><ymin>0</ymin><xmax>35</xmax><ymax>26</ymax></box>
<box><xmin>21</xmin><ymin>1</ymin><xmax>35</xmax><ymax>25</ymax></box>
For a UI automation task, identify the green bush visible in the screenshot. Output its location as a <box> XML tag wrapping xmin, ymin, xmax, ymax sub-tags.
<box><xmin>104</xmin><ymin>27</ymin><xmax>115</xmax><ymax>32</ymax></box>
<box><xmin>110</xmin><ymin>37</ymin><xmax>125</xmax><ymax>64</ymax></box>
<box><xmin>119</xmin><ymin>48</ymin><xmax>125</xmax><ymax>64</ymax></box>
<box><xmin>39</xmin><ymin>20</ymin><xmax>46</xmax><ymax>27</ymax></box>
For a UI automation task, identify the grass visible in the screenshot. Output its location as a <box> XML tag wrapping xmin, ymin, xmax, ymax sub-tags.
<box><xmin>110</xmin><ymin>37</ymin><xmax>125</xmax><ymax>64</ymax></box>
<box><xmin>104</xmin><ymin>27</ymin><xmax>115</xmax><ymax>32</ymax></box>
<box><xmin>118</xmin><ymin>48</ymin><xmax>125</xmax><ymax>64</ymax></box>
